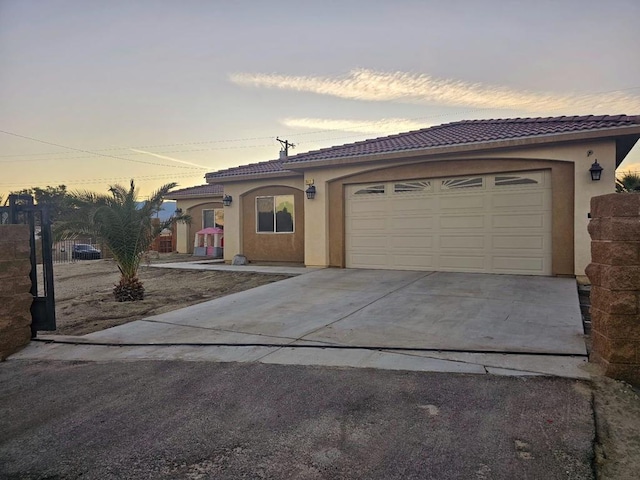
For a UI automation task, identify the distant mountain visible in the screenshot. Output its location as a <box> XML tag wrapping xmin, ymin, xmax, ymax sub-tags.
<box><xmin>136</xmin><ymin>201</ymin><xmax>177</xmax><ymax>222</ymax></box>
<box><xmin>156</xmin><ymin>201</ymin><xmax>176</xmax><ymax>221</ymax></box>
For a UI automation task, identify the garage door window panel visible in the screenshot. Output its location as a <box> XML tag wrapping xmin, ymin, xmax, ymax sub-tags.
<box><xmin>441</xmin><ymin>177</ymin><xmax>484</xmax><ymax>191</ymax></box>
<box><xmin>394</xmin><ymin>181</ymin><xmax>432</xmax><ymax>194</ymax></box>
<box><xmin>256</xmin><ymin>195</ymin><xmax>294</xmax><ymax>233</ymax></box>
<box><xmin>494</xmin><ymin>173</ymin><xmax>543</xmax><ymax>187</ymax></box>
<box><xmin>354</xmin><ymin>185</ymin><xmax>385</xmax><ymax>195</ymax></box>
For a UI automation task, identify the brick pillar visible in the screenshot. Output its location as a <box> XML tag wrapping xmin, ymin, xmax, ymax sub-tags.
<box><xmin>586</xmin><ymin>193</ymin><xmax>640</xmax><ymax>385</ymax></box>
<box><xmin>0</xmin><ymin>224</ymin><xmax>33</xmax><ymax>360</ymax></box>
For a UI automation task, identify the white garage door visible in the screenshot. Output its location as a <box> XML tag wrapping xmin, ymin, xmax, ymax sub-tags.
<box><xmin>345</xmin><ymin>170</ymin><xmax>552</xmax><ymax>275</ymax></box>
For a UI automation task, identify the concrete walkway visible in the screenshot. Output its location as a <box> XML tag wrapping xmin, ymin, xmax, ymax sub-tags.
<box><xmin>149</xmin><ymin>260</ymin><xmax>319</xmax><ymax>275</ymax></box>
<box><xmin>13</xmin><ymin>269</ymin><xmax>589</xmax><ymax>378</ymax></box>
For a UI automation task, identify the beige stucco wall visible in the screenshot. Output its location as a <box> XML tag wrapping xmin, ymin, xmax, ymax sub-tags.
<box><xmin>213</xmin><ymin>139</ymin><xmax>618</xmax><ymax>275</ymax></box>
<box><xmin>241</xmin><ymin>186</ymin><xmax>305</xmax><ymax>262</ymax></box>
<box><xmin>570</xmin><ymin>142</ymin><xmax>617</xmax><ymax>274</ymax></box>
<box><xmin>221</xmin><ymin>178</ymin><xmax>305</xmax><ymax>262</ymax></box>
<box><xmin>174</xmin><ymin>197</ymin><xmax>223</xmax><ymax>253</ymax></box>
<box><xmin>326</xmin><ymin>159</ymin><xmax>574</xmax><ymax>274</ymax></box>
<box><xmin>304</xmin><ymin>140</ymin><xmax>617</xmax><ymax>273</ymax></box>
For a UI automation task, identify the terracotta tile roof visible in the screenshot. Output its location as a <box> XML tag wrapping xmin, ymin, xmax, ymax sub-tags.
<box><xmin>283</xmin><ymin>115</ymin><xmax>640</xmax><ymax>164</ymax></box>
<box><xmin>167</xmin><ymin>184</ymin><xmax>224</xmax><ymax>198</ymax></box>
<box><xmin>205</xmin><ymin>159</ymin><xmax>288</xmax><ymax>179</ymax></box>
<box><xmin>205</xmin><ymin>115</ymin><xmax>640</xmax><ymax>178</ymax></box>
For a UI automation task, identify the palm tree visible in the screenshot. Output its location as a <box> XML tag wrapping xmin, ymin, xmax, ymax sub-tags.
<box><xmin>58</xmin><ymin>180</ymin><xmax>178</xmax><ymax>301</ymax></box>
<box><xmin>616</xmin><ymin>171</ymin><xmax>640</xmax><ymax>192</ymax></box>
<box><xmin>54</xmin><ymin>190</ymin><xmax>108</xmax><ymax>242</ymax></box>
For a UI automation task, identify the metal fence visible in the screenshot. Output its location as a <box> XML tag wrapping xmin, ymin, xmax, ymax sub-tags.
<box><xmin>52</xmin><ymin>239</ymin><xmax>103</xmax><ymax>264</ymax></box>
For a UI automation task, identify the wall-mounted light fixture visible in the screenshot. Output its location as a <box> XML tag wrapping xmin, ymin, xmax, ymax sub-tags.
<box><xmin>586</xmin><ymin>149</ymin><xmax>603</xmax><ymax>181</ymax></box>
<box><xmin>174</xmin><ymin>207</ymin><xmax>183</xmax><ymax>215</ymax></box>
<box><xmin>222</xmin><ymin>195</ymin><xmax>233</xmax><ymax>206</ymax></box>
<box><xmin>589</xmin><ymin>161</ymin><xmax>603</xmax><ymax>181</ymax></box>
<box><xmin>305</xmin><ymin>185</ymin><xmax>316</xmax><ymax>200</ymax></box>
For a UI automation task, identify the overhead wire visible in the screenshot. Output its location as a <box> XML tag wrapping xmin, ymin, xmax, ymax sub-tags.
<box><xmin>0</xmin><ymin>108</ymin><xmax>498</xmax><ymax>160</ymax></box>
<box><xmin>3</xmin><ymin>83</ymin><xmax>640</xmax><ymax>188</ymax></box>
<box><xmin>0</xmin><ymin>172</ymin><xmax>203</xmax><ymax>188</ymax></box>
<box><xmin>3</xmin><ymin>83</ymin><xmax>640</xmax><ymax>163</ymax></box>
<box><xmin>0</xmin><ymin>129</ymin><xmax>206</xmax><ymax>170</ymax></box>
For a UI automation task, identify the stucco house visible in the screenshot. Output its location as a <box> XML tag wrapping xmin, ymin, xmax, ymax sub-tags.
<box><xmin>166</xmin><ymin>184</ymin><xmax>224</xmax><ymax>255</ymax></box>
<box><xmin>201</xmin><ymin>115</ymin><xmax>640</xmax><ymax>276</ymax></box>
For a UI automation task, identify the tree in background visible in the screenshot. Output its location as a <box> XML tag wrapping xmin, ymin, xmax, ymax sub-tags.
<box><xmin>10</xmin><ymin>185</ymin><xmax>70</xmax><ymax>221</ymax></box>
<box><xmin>57</xmin><ymin>180</ymin><xmax>178</xmax><ymax>301</ymax></box>
<box><xmin>616</xmin><ymin>172</ymin><xmax>640</xmax><ymax>192</ymax></box>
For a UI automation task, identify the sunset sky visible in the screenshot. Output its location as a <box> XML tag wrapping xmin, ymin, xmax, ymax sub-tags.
<box><xmin>2</xmin><ymin>0</ymin><xmax>639</xmax><ymax>200</ymax></box>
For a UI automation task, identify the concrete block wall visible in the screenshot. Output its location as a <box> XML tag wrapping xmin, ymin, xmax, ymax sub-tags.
<box><xmin>586</xmin><ymin>193</ymin><xmax>640</xmax><ymax>385</ymax></box>
<box><xmin>0</xmin><ymin>225</ymin><xmax>32</xmax><ymax>360</ymax></box>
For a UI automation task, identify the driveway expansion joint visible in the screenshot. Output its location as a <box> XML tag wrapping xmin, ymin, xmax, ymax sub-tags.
<box><xmin>290</xmin><ymin>271</ymin><xmax>435</xmax><ymax>345</ymax></box>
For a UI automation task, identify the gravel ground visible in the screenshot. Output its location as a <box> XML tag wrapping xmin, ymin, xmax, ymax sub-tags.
<box><xmin>49</xmin><ymin>257</ymin><xmax>291</xmax><ymax>335</ymax></box>
<box><xmin>0</xmin><ymin>361</ymin><xmax>596</xmax><ymax>480</ymax></box>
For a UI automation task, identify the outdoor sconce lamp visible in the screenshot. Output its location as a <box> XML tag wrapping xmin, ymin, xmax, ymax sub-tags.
<box><xmin>222</xmin><ymin>194</ymin><xmax>233</xmax><ymax>206</ymax></box>
<box><xmin>589</xmin><ymin>161</ymin><xmax>603</xmax><ymax>181</ymax></box>
<box><xmin>305</xmin><ymin>185</ymin><xmax>316</xmax><ymax>200</ymax></box>
<box><xmin>175</xmin><ymin>208</ymin><xmax>183</xmax><ymax>215</ymax></box>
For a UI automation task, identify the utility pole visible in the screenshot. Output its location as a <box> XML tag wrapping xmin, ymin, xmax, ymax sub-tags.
<box><xmin>276</xmin><ymin>137</ymin><xmax>295</xmax><ymax>158</ymax></box>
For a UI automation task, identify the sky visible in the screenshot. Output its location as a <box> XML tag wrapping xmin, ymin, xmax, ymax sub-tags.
<box><xmin>1</xmin><ymin>0</ymin><xmax>640</xmax><ymax>200</ymax></box>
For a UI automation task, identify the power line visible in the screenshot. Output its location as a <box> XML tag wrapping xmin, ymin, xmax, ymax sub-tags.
<box><xmin>0</xmin><ymin>143</ymin><xmax>277</xmax><ymax>164</ymax></box>
<box><xmin>0</xmin><ymin>136</ymin><xmax>278</xmax><ymax>158</ymax></box>
<box><xmin>0</xmin><ymin>129</ymin><xmax>206</xmax><ymax>170</ymax></box>
<box><xmin>0</xmin><ymin>109</ymin><xmax>489</xmax><ymax>159</ymax></box>
<box><xmin>0</xmin><ymin>172</ymin><xmax>203</xmax><ymax>188</ymax></box>
<box><xmin>3</xmin><ymin>83</ymin><xmax>640</xmax><ymax>163</ymax></box>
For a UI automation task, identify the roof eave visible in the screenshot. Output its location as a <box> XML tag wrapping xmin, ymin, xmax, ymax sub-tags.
<box><xmin>616</xmin><ymin>135</ymin><xmax>640</xmax><ymax>168</ymax></box>
<box><xmin>166</xmin><ymin>193</ymin><xmax>224</xmax><ymax>200</ymax></box>
<box><xmin>281</xmin><ymin>125</ymin><xmax>640</xmax><ymax>170</ymax></box>
<box><xmin>205</xmin><ymin>170</ymin><xmax>302</xmax><ymax>183</ymax></box>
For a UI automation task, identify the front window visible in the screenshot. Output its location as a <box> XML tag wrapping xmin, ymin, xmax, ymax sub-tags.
<box><xmin>203</xmin><ymin>209</ymin><xmax>224</xmax><ymax>229</ymax></box>
<box><xmin>256</xmin><ymin>195</ymin><xmax>294</xmax><ymax>233</ymax></box>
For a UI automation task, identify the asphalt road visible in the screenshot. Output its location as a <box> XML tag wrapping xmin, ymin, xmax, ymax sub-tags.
<box><xmin>1</xmin><ymin>360</ymin><xmax>594</xmax><ymax>479</ymax></box>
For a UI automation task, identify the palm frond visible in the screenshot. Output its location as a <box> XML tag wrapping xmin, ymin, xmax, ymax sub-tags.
<box><xmin>616</xmin><ymin>171</ymin><xmax>640</xmax><ymax>193</ymax></box>
<box><xmin>55</xmin><ymin>179</ymin><xmax>178</xmax><ymax>297</ymax></box>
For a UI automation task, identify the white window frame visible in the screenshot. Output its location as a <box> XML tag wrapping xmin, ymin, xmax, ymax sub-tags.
<box><xmin>202</xmin><ymin>208</ymin><xmax>224</xmax><ymax>229</ymax></box>
<box><xmin>255</xmin><ymin>195</ymin><xmax>295</xmax><ymax>234</ymax></box>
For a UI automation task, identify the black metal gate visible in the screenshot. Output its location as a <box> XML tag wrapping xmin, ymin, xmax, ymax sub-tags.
<box><xmin>0</xmin><ymin>194</ymin><xmax>56</xmax><ymax>336</ymax></box>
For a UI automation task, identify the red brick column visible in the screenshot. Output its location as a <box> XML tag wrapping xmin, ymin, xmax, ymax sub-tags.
<box><xmin>0</xmin><ymin>225</ymin><xmax>33</xmax><ymax>360</ymax></box>
<box><xmin>586</xmin><ymin>193</ymin><xmax>640</xmax><ymax>385</ymax></box>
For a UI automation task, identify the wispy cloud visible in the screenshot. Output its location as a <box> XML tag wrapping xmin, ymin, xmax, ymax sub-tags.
<box><xmin>618</xmin><ymin>161</ymin><xmax>640</xmax><ymax>173</ymax></box>
<box><xmin>281</xmin><ymin>117</ymin><xmax>429</xmax><ymax>135</ymax></box>
<box><xmin>129</xmin><ymin>149</ymin><xmax>208</xmax><ymax>168</ymax></box>
<box><xmin>230</xmin><ymin>69</ymin><xmax>640</xmax><ymax>114</ymax></box>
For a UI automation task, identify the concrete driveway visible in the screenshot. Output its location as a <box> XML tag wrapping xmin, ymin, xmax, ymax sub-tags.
<box><xmin>14</xmin><ymin>269</ymin><xmax>588</xmax><ymax>377</ymax></box>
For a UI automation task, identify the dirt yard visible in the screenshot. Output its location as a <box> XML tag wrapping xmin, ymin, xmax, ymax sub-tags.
<box><xmin>50</xmin><ymin>257</ymin><xmax>291</xmax><ymax>336</ymax></box>
<box><xmin>591</xmin><ymin>375</ymin><xmax>640</xmax><ymax>480</ymax></box>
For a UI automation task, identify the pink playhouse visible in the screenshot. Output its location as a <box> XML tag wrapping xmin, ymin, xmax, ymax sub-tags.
<box><xmin>193</xmin><ymin>227</ymin><xmax>224</xmax><ymax>258</ymax></box>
